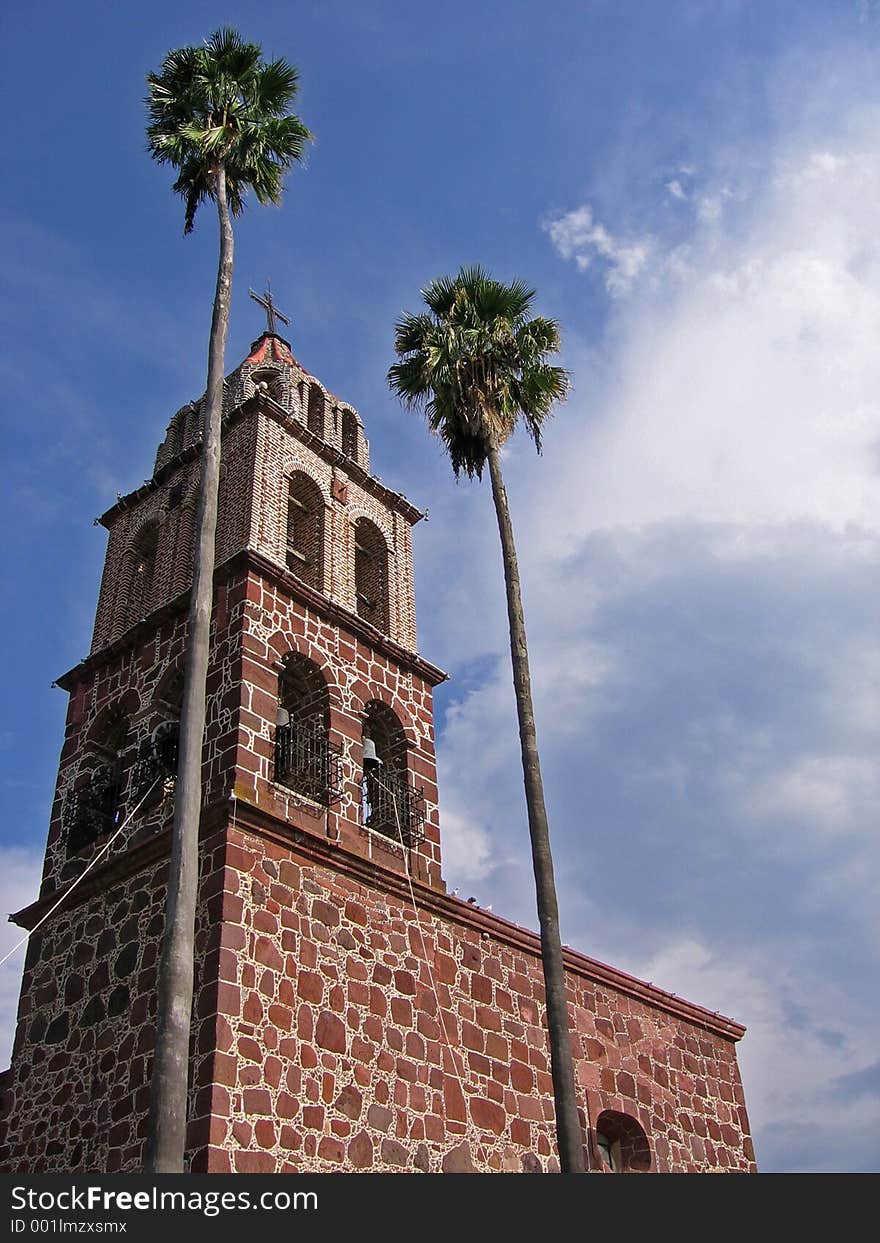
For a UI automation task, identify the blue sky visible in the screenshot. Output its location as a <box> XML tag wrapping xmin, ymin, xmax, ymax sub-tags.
<box><xmin>2</xmin><ymin>0</ymin><xmax>879</xmax><ymax>1173</ymax></box>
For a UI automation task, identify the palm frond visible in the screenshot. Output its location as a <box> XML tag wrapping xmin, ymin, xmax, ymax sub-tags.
<box><xmin>251</xmin><ymin>58</ymin><xmax>301</xmax><ymax>113</ymax></box>
<box><xmin>421</xmin><ymin>273</ymin><xmax>464</xmax><ymax>319</ymax></box>
<box><xmin>514</xmin><ymin>315</ymin><xmax>563</xmax><ymax>360</ymax></box>
<box><xmin>393</xmin><ymin>312</ymin><xmax>436</xmax><ymax>358</ymax></box>
<box><xmin>388</xmin><ymin>266</ymin><xmax>567</xmax><ymax>476</ymax></box>
<box><xmin>146</xmin><ymin>28</ymin><xmax>313</xmax><ymax>233</ymax></box>
<box><xmin>171</xmin><ymin>157</ymin><xmax>213</xmax><ymax>234</ymax></box>
<box><xmin>204</xmin><ymin>28</ymin><xmax>261</xmax><ymax>79</ymax></box>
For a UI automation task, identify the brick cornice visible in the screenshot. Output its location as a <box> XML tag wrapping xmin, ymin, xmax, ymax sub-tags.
<box><xmin>57</xmin><ymin>547</ymin><xmax>448</xmax><ymax>693</ymax></box>
<box><xmin>97</xmin><ymin>395</ymin><xmax>425</xmax><ymax>529</ymax></box>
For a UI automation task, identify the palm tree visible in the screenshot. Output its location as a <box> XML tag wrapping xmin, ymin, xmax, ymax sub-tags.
<box><xmin>388</xmin><ymin>267</ymin><xmax>585</xmax><ymax>1173</ymax></box>
<box><xmin>144</xmin><ymin>28</ymin><xmax>312</xmax><ymax>1173</ymax></box>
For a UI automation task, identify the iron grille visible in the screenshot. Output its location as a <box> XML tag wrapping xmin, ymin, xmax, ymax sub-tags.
<box><xmin>153</xmin><ymin>724</ymin><xmax>179</xmax><ymax>772</ymax></box>
<box><xmin>364</xmin><ymin>771</ymin><xmax>426</xmax><ymax>847</ymax></box>
<box><xmin>274</xmin><ymin>722</ymin><xmax>342</xmax><ymax>805</ymax></box>
<box><xmin>62</xmin><ymin>768</ymin><xmax>123</xmax><ymax>853</ymax></box>
<box><xmin>131</xmin><ymin>722</ymin><xmax>179</xmax><ymax>798</ymax></box>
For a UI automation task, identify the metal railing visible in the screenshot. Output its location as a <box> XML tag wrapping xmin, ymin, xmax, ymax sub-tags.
<box><xmin>274</xmin><ymin>722</ymin><xmax>343</xmax><ymax>805</ymax></box>
<box><xmin>363</xmin><ymin>771</ymin><xmax>426</xmax><ymax>847</ymax></box>
<box><xmin>62</xmin><ymin>769</ymin><xmax>123</xmax><ymax>853</ymax></box>
<box><xmin>130</xmin><ymin>722</ymin><xmax>179</xmax><ymax>800</ymax></box>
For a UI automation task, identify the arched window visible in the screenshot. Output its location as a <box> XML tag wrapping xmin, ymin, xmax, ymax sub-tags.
<box><xmin>354</xmin><ymin>518</ymin><xmax>389</xmax><ymax>632</ymax></box>
<box><xmin>128</xmin><ymin>523</ymin><xmax>159</xmax><ymax>625</ymax></box>
<box><xmin>275</xmin><ymin>654</ymin><xmax>341</xmax><ymax>804</ymax></box>
<box><xmin>341</xmin><ymin>409</ymin><xmax>359</xmax><ymax>463</ymax></box>
<box><xmin>63</xmin><ymin>706</ymin><xmax>129</xmax><ymax>854</ymax></box>
<box><xmin>154</xmin><ymin>666</ymin><xmax>185</xmax><ymax>717</ymax></box>
<box><xmin>361</xmin><ymin>702</ymin><xmax>424</xmax><ymax>846</ymax></box>
<box><xmin>594</xmin><ymin>1111</ymin><xmax>651</xmax><ymax>1173</ymax></box>
<box><xmin>251</xmin><ymin>367</ymin><xmax>285</xmax><ymax>403</ymax></box>
<box><xmin>286</xmin><ymin>472</ymin><xmax>325</xmax><ymax>591</ymax></box>
<box><xmin>132</xmin><ymin>668</ymin><xmax>183</xmax><ymax>809</ymax></box>
<box><xmin>307</xmin><ymin>385</ymin><xmax>324</xmax><ymax>438</ymax></box>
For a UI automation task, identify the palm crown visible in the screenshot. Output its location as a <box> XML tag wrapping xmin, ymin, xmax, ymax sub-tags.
<box><xmin>388</xmin><ymin>266</ymin><xmax>569</xmax><ymax>478</ymax></box>
<box><xmin>146</xmin><ymin>27</ymin><xmax>312</xmax><ymax>233</ymax></box>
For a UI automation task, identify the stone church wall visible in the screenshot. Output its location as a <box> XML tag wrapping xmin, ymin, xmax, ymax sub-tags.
<box><xmin>0</xmin><ymin>817</ymin><xmax>754</xmax><ymax>1174</ymax></box>
<box><xmin>200</xmin><ymin>822</ymin><xmax>755</xmax><ymax>1174</ymax></box>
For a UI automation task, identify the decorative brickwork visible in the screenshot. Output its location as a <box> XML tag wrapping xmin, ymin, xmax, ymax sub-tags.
<box><xmin>341</xmin><ymin>409</ymin><xmax>359</xmax><ymax>464</ymax></box>
<box><xmin>306</xmin><ymin>385</ymin><xmax>324</xmax><ymax>439</ymax></box>
<box><xmin>0</xmin><ymin>331</ymin><xmax>756</xmax><ymax>1174</ymax></box>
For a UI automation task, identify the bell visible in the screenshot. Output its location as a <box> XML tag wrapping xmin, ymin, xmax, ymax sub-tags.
<box><xmin>362</xmin><ymin>737</ymin><xmax>382</xmax><ymax>769</ymax></box>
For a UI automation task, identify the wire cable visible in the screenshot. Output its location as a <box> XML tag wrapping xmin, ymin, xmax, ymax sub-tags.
<box><xmin>0</xmin><ymin>776</ymin><xmax>162</xmax><ymax>971</ymax></box>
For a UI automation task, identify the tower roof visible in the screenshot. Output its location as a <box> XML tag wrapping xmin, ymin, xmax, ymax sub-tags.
<box><xmin>245</xmin><ymin>330</ymin><xmax>299</xmax><ymax>370</ymax></box>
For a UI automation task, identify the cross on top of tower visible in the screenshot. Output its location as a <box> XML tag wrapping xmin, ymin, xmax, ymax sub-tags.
<box><xmin>249</xmin><ymin>281</ymin><xmax>290</xmax><ymax>337</ymax></box>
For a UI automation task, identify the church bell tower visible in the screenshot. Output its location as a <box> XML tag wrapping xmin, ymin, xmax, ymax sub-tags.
<box><xmin>0</xmin><ymin>314</ymin><xmax>448</xmax><ymax>1171</ymax></box>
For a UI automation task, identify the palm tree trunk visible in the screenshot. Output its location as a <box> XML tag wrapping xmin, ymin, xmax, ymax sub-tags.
<box><xmin>486</xmin><ymin>444</ymin><xmax>586</xmax><ymax>1174</ymax></box>
<box><xmin>145</xmin><ymin>161</ymin><xmax>234</xmax><ymax>1173</ymax></box>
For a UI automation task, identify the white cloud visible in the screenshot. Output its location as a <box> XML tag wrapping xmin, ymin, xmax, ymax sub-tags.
<box><xmin>543</xmin><ymin>204</ymin><xmax>652</xmax><ymax>295</ymax></box>
<box><xmin>546</xmin><ymin>151</ymin><xmax>880</xmax><ymax>539</ymax></box>
<box><xmin>743</xmin><ymin>754</ymin><xmax>880</xmax><ymax>834</ymax></box>
<box><xmin>696</xmin><ymin>192</ymin><xmax>725</xmax><ymax>222</ymax></box>
<box><xmin>435</xmin><ymin>808</ymin><xmax>494</xmax><ymax>885</ymax></box>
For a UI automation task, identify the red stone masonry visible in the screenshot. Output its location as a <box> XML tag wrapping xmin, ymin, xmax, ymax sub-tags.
<box><xmin>1</xmin><ymin>803</ymin><xmax>754</xmax><ymax>1173</ymax></box>
<box><xmin>201</xmin><ymin>810</ymin><xmax>755</xmax><ymax>1173</ymax></box>
<box><xmin>0</xmin><ymin>333</ymin><xmax>756</xmax><ymax>1173</ymax></box>
<box><xmin>0</xmin><ymin>832</ymin><xmax>227</xmax><ymax>1172</ymax></box>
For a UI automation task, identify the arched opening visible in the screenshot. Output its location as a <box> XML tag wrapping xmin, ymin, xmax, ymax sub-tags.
<box><xmin>251</xmin><ymin>367</ymin><xmax>285</xmax><ymax>403</ymax></box>
<box><xmin>361</xmin><ymin>701</ymin><xmax>424</xmax><ymax>846</ymax></box>
<box><xmin>354</xmin><ymin>518</ymin><xmax>389</xmax><ymax>632</ymax></box>
<box><xmin>154</xmin><ymin>666</ymin><xmax>185</xmax><ymax>716</ymax></box>
<box><xmin>127</xmin><ymin>523</ymin><xmax>159</xmax><ymax>625</ymax></box>
<box><xmin>275</xmin><ymin>654</ymin><xmax>341</xmax><ymax>804</ymax></box>
<box><xmin>307</xmin><ymin>385</ymin><xmax>325</xmax><ymax>438</ymax></box>
<box><xmin>286</xmin><ymin>472</ymin><xmax>325</xmax><ymax>591</ymax></box>
<box><xmin>341</xmin><ymin>409</ymin><xmax>359</xmax><ymax>463</ymax></box>
<box><xmin>594</xmin><ymin>1111</ymin><xmax>652</xmax><ymax>1173</ymax></box>
<box><xmin>64</xmin><ymin>705</ymin><xmax>129</xmax><ymax>854</ymax></box>
<box><xmin>132</xmin><ymin>668</ymin><xmax>183</xmax><ymax>809</ymax></box>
